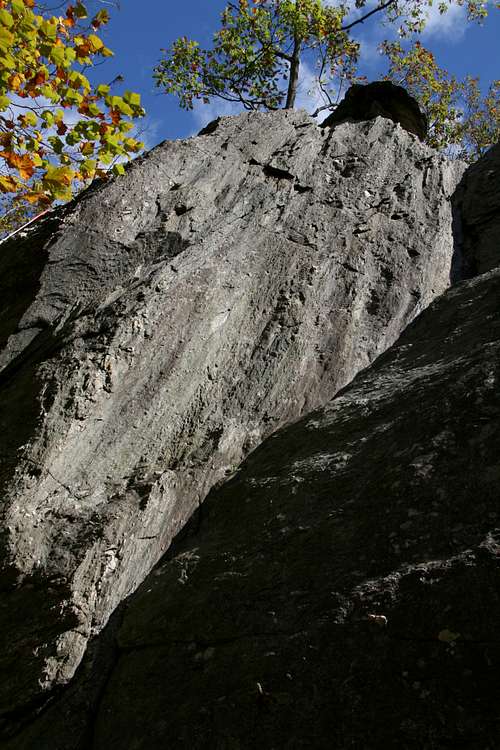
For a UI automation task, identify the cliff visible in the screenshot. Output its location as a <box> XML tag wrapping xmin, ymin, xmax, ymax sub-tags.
<box><xmin>1</xmin><ymin>107</ymin><xmax>490</xmax><ymax>748</ymax></box>
<box><xmin>68</xmin><ymin>258</ymin><xmax>500</xmax><ymax>750</ymax></box>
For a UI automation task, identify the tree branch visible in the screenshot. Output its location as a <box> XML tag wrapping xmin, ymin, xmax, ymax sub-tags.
<box><xmin>340</xmin><ymin>0</ymin><xmax>397</xmax><ymax>33</ymax></box>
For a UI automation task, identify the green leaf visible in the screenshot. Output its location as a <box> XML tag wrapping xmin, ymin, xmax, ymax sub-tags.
<box><xmin>11</xmin><ymin>0</ymin><xmax>25</xmax><ymax>16</ymax></box>
<box><xmin>41</xmin><ymin>110</ymin><xmax>55</xmax><ymax>126</ymax></box>
<box><xmin>0</xmin><ymin>26</ymin><xmax>14</xmax><ymax>51</ymax></box>
<box><xmin>112</xmin><ymin>162</ymin><xmax>125</xmax><ymax>176</ymax></box>
<box><xmin>98</xmin><ymin>150</ymin><xmax>113</xmax><ymax>165</ymax></box>
<box><xmin>0</xmin><ymin>10</ymin><xmax>14</xmax><ymax>28</ymax></box>
<box><xmin>124</xmin><ymin>90</ymin><xmax>141</xmax><ymax>107</ymax></box>
<box><xmin>49</xmin><ymin>45</ymin><xmax>66</xmax><ymax>67</ymax></box>
<box><xmin>110</xmin><ymin>95</ymin><xmax>133</xmax><ymax>116</ymax></box>
<box><xmin>48</xmin><ymin>135</ymin><xmax>64</xmax><ymax>154</ymax></box>
<box><xmin>0</xmin><ymin>52</ymin><xmax>15</xmax><ymax>69</ymax></box>
<box><xmin>81</xmin><ymin>158</ymin><xmax>96</xmax><ymax>176</ymax></box>
<box><xmin>64</xmin><ymin>88</ymin><xmax>83</xmax><ymax>105</ymax></box>
<box><xmin>40</xmin><ymin>19</ymin><xmax>57</xmax><ymax>40</ymax></box>
<box><xmin>41</xmin><ymin>84</ymin><xmax>60</xmax><ymax>102</ymax></box>
<box><xmin>65</xmin><ymin>47</ymin><xmax>77</xmax><ymax>65</ymax></box>
<box><xmin>87</xmin><ymin>102</ymin><xmax>101</xmax><ymax>116</ymax></box>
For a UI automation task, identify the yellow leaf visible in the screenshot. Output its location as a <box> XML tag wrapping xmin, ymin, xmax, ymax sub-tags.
<box><xmin>0</xmin><ymin>174</ymin><xmax>19</xmax><ymax>192</ymax></box>
<box><xmin>8</xmin><ymin>73</ymin><xmax>22</xmax><ymax>91</ymax></box>
<box><xmin>88</xmin><ymin>33</ymin><xmax>103</xmax><ymax>51</ymax></box>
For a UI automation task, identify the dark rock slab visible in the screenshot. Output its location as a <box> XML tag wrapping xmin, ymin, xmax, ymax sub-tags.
<box><xmin>322</xmin><ymin>81</ymin><xmax>428</xmax><ymax>142</ymax></box>
<box><xmin>453</xmin><ymin>142</ymin><xmax>500</xmax><ymax>276</ymax></box>
<box><xmin>0</xmin><ymin>110</ymin><xmax>464</xmax><ymax>726</ymax></box>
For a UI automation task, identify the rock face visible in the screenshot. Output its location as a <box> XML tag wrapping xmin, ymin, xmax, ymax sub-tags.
<box><xmin>93</xmin><ymin>265</ymin><xmax>500</xmax><ymax>750</ymax></box>
<box><xmin>0</xmin><ymin>110</ymin><xmax>464</xmax><ymax>731</ymax></box>
<box><xmin>322</xmin><ymin>82</ymin><xmax>428</xmax><ymax>142</ymax></box>
<box><xmin>453</xmin><ymin>142</ymin><xmax>500</xmax><ymax>276</ymax></box>
<box><xmin>7</xmin><ymin>233</ymin><xmax>500</xmax><ymax>750</ymax></box>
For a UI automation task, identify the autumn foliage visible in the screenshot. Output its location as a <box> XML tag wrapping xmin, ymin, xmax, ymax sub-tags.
<box><xmin>384</xmin><ymin>41</ymin><xmax>500</xmax><ymax>162</ymax></box>
<box><xmin>0</xmin><ymin>0</ymin><xmax>145</xmax><ymax>207</ymax></box>
<box><xmin>156</xmin><ymin>0</ymin><xmax>498</xmax><ymax>160</ymax></box>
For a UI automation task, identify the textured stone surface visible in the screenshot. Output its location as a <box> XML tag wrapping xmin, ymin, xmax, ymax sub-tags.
<box><xmin>453</xmin><ymin>142</ymin><xmax>500</xmax><ymax>276</ymax></box>
<box><xmin>9</xmin><ymin>262</ymin><xmax>500</xmax><ymax>750</ymax></box>
<box><xmin>0</xmin><ymin>110</ymin><xmax>464</xmax><ymax>726</ymax></box>
<box><xmin>322</xmin><ymin>81</ymin><xmax>428</xmax><ymax>142</ymax></box>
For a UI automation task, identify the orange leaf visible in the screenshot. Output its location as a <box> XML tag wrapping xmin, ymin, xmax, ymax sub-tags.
<box><xmin>0</xmin><ymin>151</ymin><xmax>36</xmax><ymax>180</ymax></box>
<box><xmin>33</xmin><ymin>69</ymin><xmax>47</xmax><ymax>86</ymax></box>
<box><xmin>24</xmin><ymin>191</ymin><xmax>50</xmax><ymax>205</ymax></box>
<box><xmin>76</xmin><ymin>42</ymin><xmax>91</xmax><ymax>58</ymax></box>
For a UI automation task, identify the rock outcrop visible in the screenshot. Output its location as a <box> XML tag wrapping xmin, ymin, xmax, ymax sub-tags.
<box><xmin>88</xmin><ymin>264</ymin><xmax>500</xmax><ymax>750</ymax></box>
<box><xmin>6</xmin><ymin>201</ymin><xmax>500</xmax><ymax>750</ymax></box>
<box><xmin>453</xmin><ymin>142</ymin><xmax>500</xmax><ymax>276</ymax></box>
<box><xmin>0</xmin><ymin>110</ymin><xmax>465</xmax><ymax>733</ymax></box>
<box><xmin>322</xmin><ymin>82</ymin><xmax>428</xmax><ymax>142</ymax></box>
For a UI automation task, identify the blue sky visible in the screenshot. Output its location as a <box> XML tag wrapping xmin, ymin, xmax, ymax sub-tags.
<box><xmin>94</xmin><ymin>1</ymin><xmax>500</xmax><ymax>147</ymax></box>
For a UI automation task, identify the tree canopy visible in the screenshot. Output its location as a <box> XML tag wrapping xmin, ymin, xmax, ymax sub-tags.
<box><xmin>0</xmin><ymin>0</ymin><xmax>145</xmax><ymax>209</ymax></box>
<box><xmin>155</xmin><ymin>0</ymin><xmax>498</xmax><ymax>160</ymax></box>
<box><xmin>384</xmin><ymin>40</ymin><xmax>499</xmax><ymax>161</ymax></box>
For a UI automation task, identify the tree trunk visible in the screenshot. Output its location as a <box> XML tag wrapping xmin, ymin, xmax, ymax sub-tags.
<box><xmin>285</xmin><ymin>38</ymin><xmax>300</xmax><ymax>109</ymax></box>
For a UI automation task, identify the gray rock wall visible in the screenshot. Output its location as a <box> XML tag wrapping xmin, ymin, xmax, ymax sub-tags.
<box><xmin>6</xmin><ymin>221</ymin><xmax>500</xmax><ymax>750</ymax></box>
<box><xmin>0</xmin><ymin>110</ymin><xmax>464</xmax><ymax>724</ymax></box>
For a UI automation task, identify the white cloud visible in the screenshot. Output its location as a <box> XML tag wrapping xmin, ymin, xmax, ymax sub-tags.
<box><xmin>325</xmin><ymin>0</ymin><xmax>469</xmax><ymax>43</ymax></box>
<box><xmin>132</xmin><ymin>115</ymin><xmax>162</xmax><ymax>150</ymax></box>
<box><xmin>190</xmin><ymin>97</ymin><xmax>244</xmax><ymax>134</ymax></box>
<box><xmin>295</xmin><ymin>59</ymin><xmax>325</xmax><ymax>112</ymax></box>
<box><xmin>420</xmin><ymin>3</ymin><xmax>468</xmax><ymax>40</ymax></box>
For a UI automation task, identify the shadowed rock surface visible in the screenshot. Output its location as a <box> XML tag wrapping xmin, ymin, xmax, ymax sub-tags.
<box><xmin>322</xmin><ymin>82</ymin><xmax>428</xmax><ymax>142</ymax></box>
<box><xmin>0</xmin><ymin>110</ymin><xmax>465</xmax><ymax>726</ymax></box>
<box><xmin>8</xmin><ymin>250</ymin><xmax>500</xmax><ymax>750</ymax></box>
<box><xmin>453</xmin><ymin>142</ymin><xmax>500</xmax><ymax>276</ymax></box>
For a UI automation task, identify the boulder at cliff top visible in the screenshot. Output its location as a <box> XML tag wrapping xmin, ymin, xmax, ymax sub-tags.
<box><xmin>0</xmin><ymin>109</ymin><xmax>463</xmax><ymax>726</ymax></box>
<box><xmin>322</xmin><ymin>81</ymin><xmax>428</xmax><ymax>142</ymax></box>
